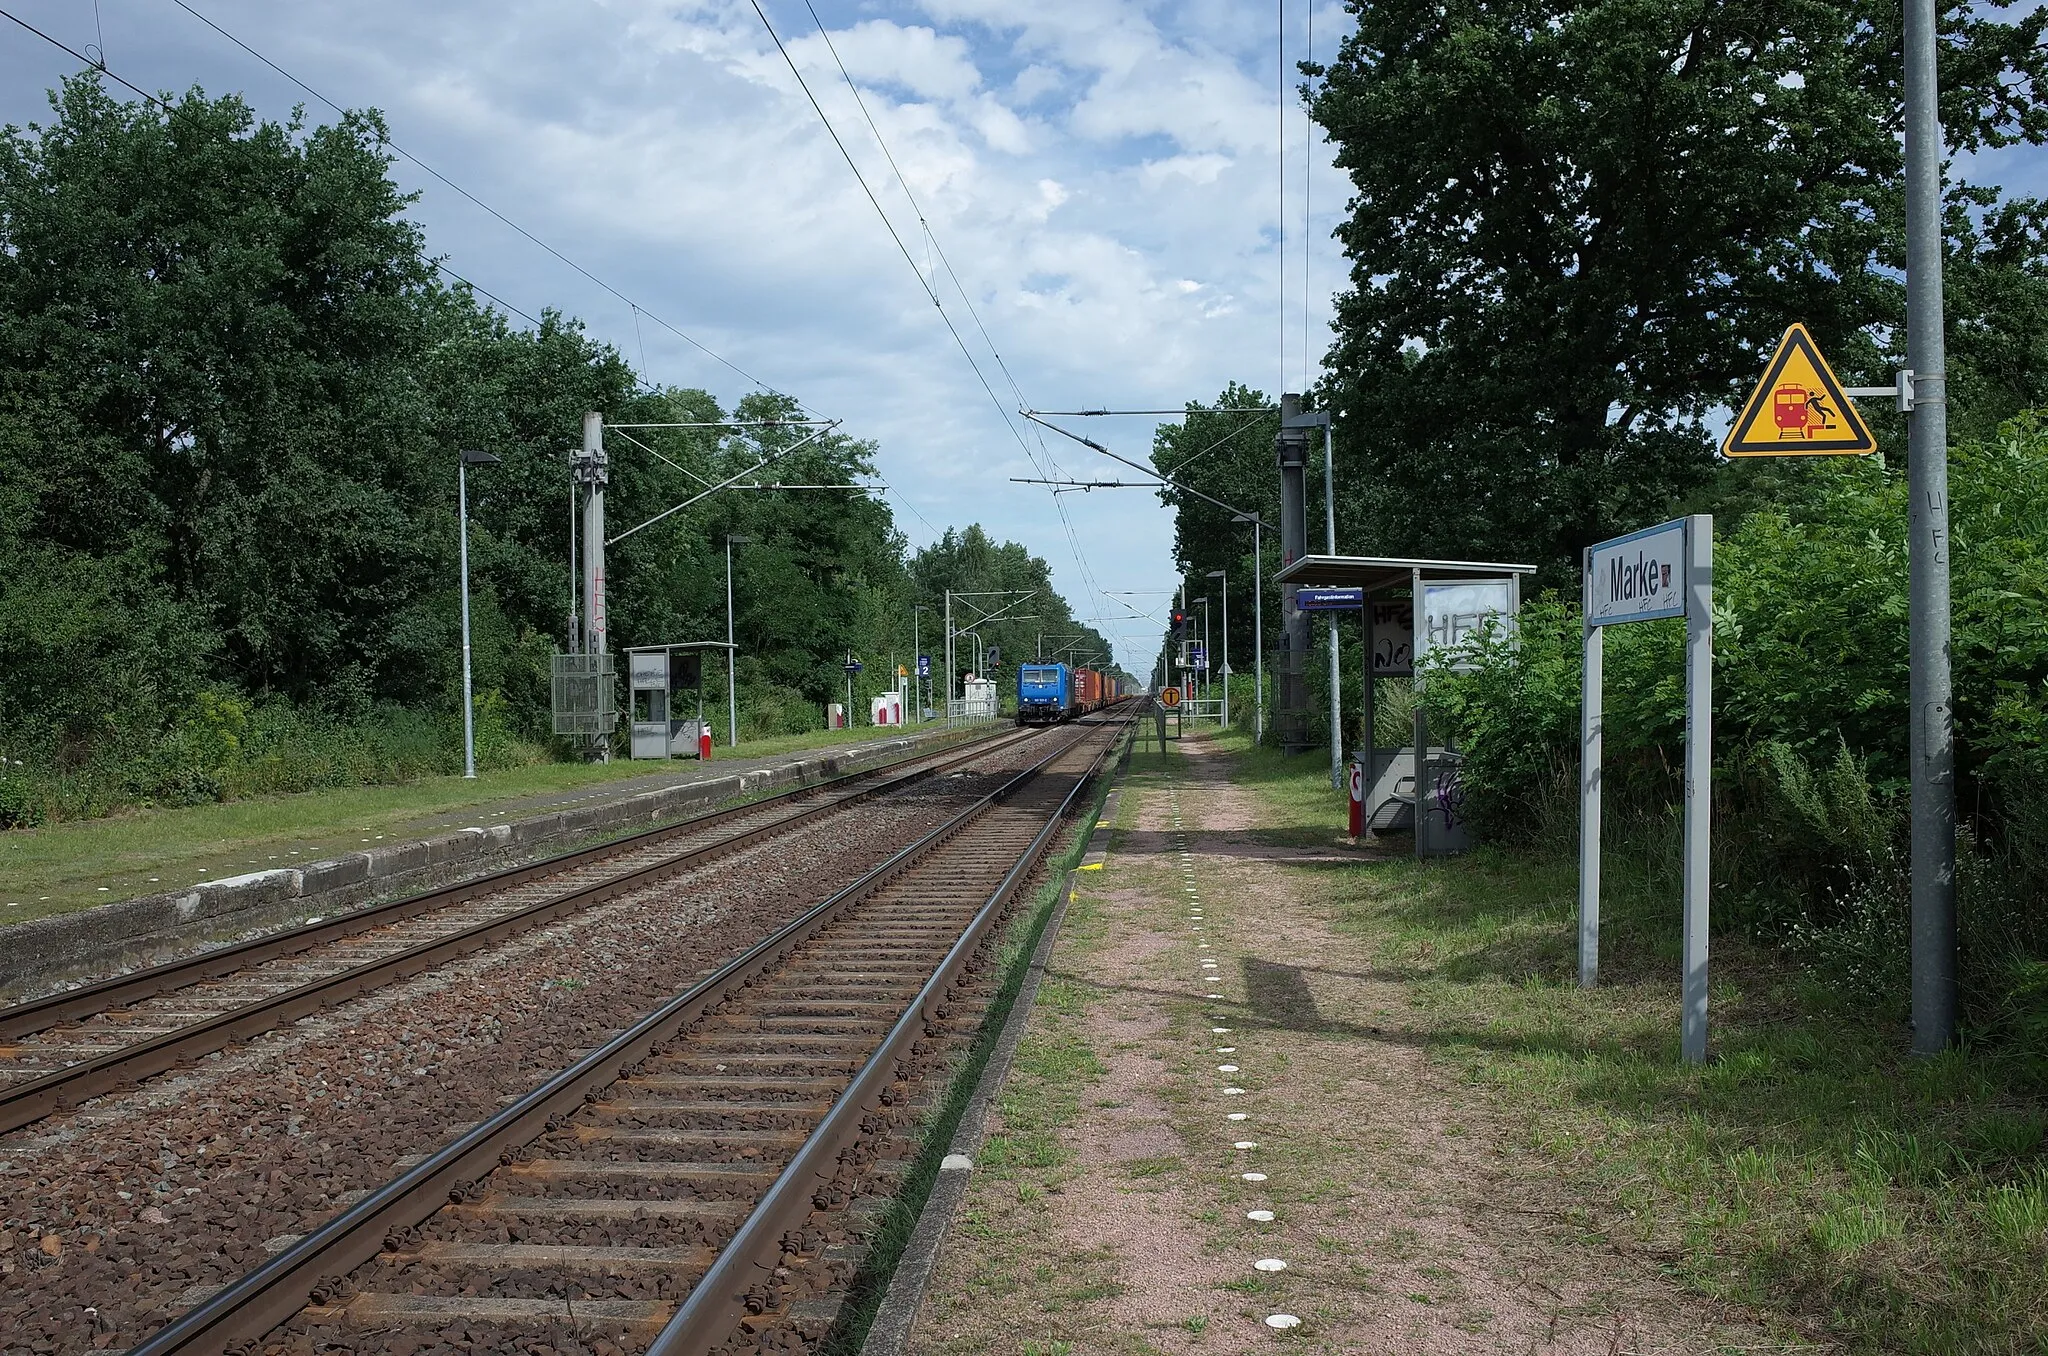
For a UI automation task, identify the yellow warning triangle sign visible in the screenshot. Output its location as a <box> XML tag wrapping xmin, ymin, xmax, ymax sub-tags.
<box><xmin>1724</xmin><ymin>323</ymin><xmax>1877</xmax><ymax>457</ymax></box>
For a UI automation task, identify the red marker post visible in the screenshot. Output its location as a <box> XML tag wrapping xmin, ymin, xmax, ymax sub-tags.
<box><xmin>699</xmin><ymin>726</ymin><xmax>713</xmax><ymax>760</ymax></box>
<box><xmin>1348</xmin><ymin>760</ymin><xmax>1365</xmax><ymax>838</ymax></box>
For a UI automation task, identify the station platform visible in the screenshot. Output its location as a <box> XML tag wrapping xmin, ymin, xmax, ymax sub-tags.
<box><xmin>899</xmin><ymin>731</ymin><xmax>1780</xmax><ymax>1353</ymax></box>
<box><xmin>0</xmin><ymin>720</ymin><xmax>990</xmax><ymax>999</ymax></box>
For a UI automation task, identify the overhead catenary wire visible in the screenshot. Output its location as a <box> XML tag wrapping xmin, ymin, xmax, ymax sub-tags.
<box><xmin>0</xmin><ymin>6</ymin><xmax>552</xmax><ymax>331</ymax></box>
<box><xmin>768</xmin><ymin>0</ymin><xmax>1126</xmax><ymax>661</ymax></box>
<box><xmin>162</xmin><ymin>0</ymin><xmax>802</xmax><ymax>406</ymax></box>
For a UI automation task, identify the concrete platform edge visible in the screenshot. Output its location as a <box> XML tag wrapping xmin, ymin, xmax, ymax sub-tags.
<box><xmin>2</xmin><ymin>726</ymin><xmax>985</xmax><ymax>1001</ymax></box>
<box><xmin>859</xmin><ymin>729</ymin><xmax>1135</xmax><ymax>1356</ymax></box>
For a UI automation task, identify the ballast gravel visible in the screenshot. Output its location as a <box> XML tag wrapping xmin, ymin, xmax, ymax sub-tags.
<box><xmin>0</xmin><ymin>744</ymin><xmax>1058</xmax><ymax>1356</ymax></box>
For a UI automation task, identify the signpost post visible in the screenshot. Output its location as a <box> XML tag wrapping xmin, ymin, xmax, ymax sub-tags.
<box><xmin>1579</xmin><ymin>515</ymin><xmax>1714</xmax><ymax>1064</ymax></box>
<box><xmin>843</xmin><ymin>654</ymin><xmax>863</xmax><ymax>729</ymax></box>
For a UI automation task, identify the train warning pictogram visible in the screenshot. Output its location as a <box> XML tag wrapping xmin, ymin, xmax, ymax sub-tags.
<box><xmin>1724</xmin><ymin>323</ymin><xmax>1876</xmax><ymax>457</ymax></box>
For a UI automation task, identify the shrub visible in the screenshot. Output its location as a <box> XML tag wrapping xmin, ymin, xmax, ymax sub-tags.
<box><xmin>1418</xmin><ymin>416</ymin><xmax>2048</xmax><ymax>1026</ymax></box>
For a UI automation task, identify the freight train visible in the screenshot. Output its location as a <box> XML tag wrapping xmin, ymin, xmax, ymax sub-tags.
<box><xmin>1016</xmin><ymin>662</ymin><xmax>1125</xmax><ymax>724</ymax></box>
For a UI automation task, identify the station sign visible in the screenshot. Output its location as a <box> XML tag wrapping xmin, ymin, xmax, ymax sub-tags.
<box><xmin>916</xmin><ymin>654</ymin><xmax>930</xmax><ymax>678</ymax></box>
<box><xmin>1188</xmin><ymin>644</ymin><xmax>1207</xmax><ymax>671</ymax></box>
<box><xmin>843</xmin><ymin>655</ymin><xmax>863</xmax><ymax>674</ymax></box>
<box><xmin>1587</xmin><ymin>520</ymin><xmax>1687</xmax><ymax>626</ymax></box>
<box><xmin>1297</xmin><ymin>587</ymin><xmax>1364</xmax><ymax>611</ymax></box>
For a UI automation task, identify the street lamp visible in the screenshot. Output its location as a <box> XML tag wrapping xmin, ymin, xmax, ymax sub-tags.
<box><xmin>1206</xmin><ymin>569</ymin><xmax>1229</xmax><ymax>729</ymax></box>
<box><xmin>457</xmin><ymin>449</ymin><xmax>502</xmax><ymax>779</ymax></box>
<box><xmin>725</xmin><ymin>533</ymin><xmax>753</xmax><ymax>748</ymax></box>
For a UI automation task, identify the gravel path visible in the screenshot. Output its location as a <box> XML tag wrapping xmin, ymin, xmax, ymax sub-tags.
<box><xmin>0</xmin><ymin>736</ymin><xmax>1072</xmax><ymax>1356</ymax></box>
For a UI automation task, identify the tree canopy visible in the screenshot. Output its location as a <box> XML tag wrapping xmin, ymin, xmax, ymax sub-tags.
<box><xmin>0</xmin><ymin>76</ymin><xmax>1105</xmax><ymax>814</ymax></box>
<box><xmin>1309</xmin><ymin>0</ymin><xmax>2048</xmax><ymax>576</ymax></box>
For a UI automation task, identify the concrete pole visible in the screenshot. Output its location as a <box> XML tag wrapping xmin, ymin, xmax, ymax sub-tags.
<box><xmin>725</xmin><ymin>537</ymin><xmax>738</xmax><ymax>748</ymax></box>
<box><xmin>581</xmin><ymin>412</ymin><xmax>606</xmax><ymax>656</ymax></box>
<box><xmin>1324</xmin><ymin>422</ymin><xmax>1342</xmax><ymax>789</ymax></box>
<box><xmin>945</xmin><ymin>591</ymin><xmax>954</xmax><ymax>716</ymax></box>
<box><xmin>1275</xmin><ymin>395</ymin><xmax>1309</xmax><ymax>750</ymax></box>
<box><xmin>567</xmin><ymin>475</ymin><xmax>579</xmax><ymax>654</ymax></box>
<box><xmin>459</xmin><ymin>460</ymin><xmax>477</xmax><ymax>779</ymax></box>
<box><xmin>1904</xmin><ymin>0</ymin><xmax>1957</xmax><ymax>1054</ymax></box>
<box><xmin>913</xmin><ymin>606</ymin><xmax>922</xmax><ymax>722</ymax></box>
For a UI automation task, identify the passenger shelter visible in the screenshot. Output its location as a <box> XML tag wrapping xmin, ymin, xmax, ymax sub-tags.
<box><xmin>1272</xmin><ymin>554</ymin><xmax>1537</xmax><ymax>855</ymax></box>
<box><xmin>622</xmin><ymin>641</ymin><xmax>735</xmax><ymax>759</ymax></box>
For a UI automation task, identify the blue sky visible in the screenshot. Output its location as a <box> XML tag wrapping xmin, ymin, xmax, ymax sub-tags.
<box><xmin>0</xmin><ymin>0</ymin><xmax>1358</xmax><ymax>675</ymax></box>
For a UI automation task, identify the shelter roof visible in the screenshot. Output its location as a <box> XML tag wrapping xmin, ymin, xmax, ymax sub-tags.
<box><xmin>622</xmin><ymin>641</ymin><xmax>737</xmax><ymax>652</ymax></box>
<box><xmin>1273</xmin><ymin>554</ymin><xmax>1537</xmax><ymax>593</ymax></box>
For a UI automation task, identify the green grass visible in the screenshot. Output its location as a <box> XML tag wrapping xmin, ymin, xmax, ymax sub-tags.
<box><xmin>1212</xmin><ymin>727</ymin><xmax>2048</xmax><ymax>1353</ymax></box>
<box><xmin>0</xmin><ymin>721</ymin><xmax>991</xmax><ymax>925</ymax></box>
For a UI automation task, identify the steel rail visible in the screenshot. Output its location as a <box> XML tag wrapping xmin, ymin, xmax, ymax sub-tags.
<box><xmin>0</xmin><ymin>726</ymin><xmax>1033</xmax><ymax>1134</ymax></box>
<box><xmin>123</xmin><ymin>720</ymin><xmax>1120</xmax><ymax>1356</ymax></box>
<box><xmin>1</xmin><ymin>726</ymin><xmax>1026</xmax><ymax>1043</ymax></box>
<box><xmin>651</xmin><ymin>713</ymin><xmax>1131</xmax><ymax>1353</ymax></box>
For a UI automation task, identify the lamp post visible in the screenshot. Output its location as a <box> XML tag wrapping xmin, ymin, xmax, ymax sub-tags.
<box><xmin>724</xmin><ymin>534</ymin><xmax>753</xmax><ymax>748</ymax></box>
<box><xmin>457</xmin><ymin>449</ymin><xmax>502</xmax><ymax>779</ymax></box>
<box><xmin>1207</xmin><ymin>569</ymin><xmax>1229</xmax><ymax>728</ymax></box>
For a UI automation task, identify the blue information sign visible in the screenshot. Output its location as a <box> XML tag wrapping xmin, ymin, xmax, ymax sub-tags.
<box><xmin>1189</xmin><ymin>644</ymin><xmax>1208</xmax><ymax>671</ymax></box>
<box><xmin>843</xmin><ymin>655</ymin><xmax>863</xmax><ymax>674</ymax></box>
<box><xmin>1297</xmin><ymin>587</ymin><xmax>1365</xmax><ymax>611</ymax></box>
<box><xmin>916</xmin><ymin>655</ymin><xmax>931</xmax><ymax>678</ymax></box>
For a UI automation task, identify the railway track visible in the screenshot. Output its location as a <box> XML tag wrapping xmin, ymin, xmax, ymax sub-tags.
<box><xmin>0</xmin><ymin>725</ymin><xmax>1039</xmax><ymax>1136</ymax></box>
<box><xmin>126</xmin><ymin>712</ymin><xmax>1131</xmax><ymax>1356</ymax></box>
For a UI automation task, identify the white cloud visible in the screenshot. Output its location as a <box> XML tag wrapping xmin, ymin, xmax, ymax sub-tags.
<box><xmin>0</xmin><ymin>0</ymin><xmax>1364</xmax><ymax>673</ymax></box>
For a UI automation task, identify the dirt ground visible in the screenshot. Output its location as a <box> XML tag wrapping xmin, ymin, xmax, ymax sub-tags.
<box><xmin>907</xmin><ymin>734</ymin><xmax>1808</xmax><ymax>1356</ymax></box>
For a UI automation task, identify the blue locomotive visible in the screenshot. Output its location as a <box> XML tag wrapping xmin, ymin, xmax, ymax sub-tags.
<box><xmin>1016</xmin><ymin>662</ymin><xmax>1122</xmax><ymax>724</ymax></box>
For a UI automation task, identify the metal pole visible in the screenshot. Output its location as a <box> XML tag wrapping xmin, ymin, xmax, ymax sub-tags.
<box><xmin>1681</xmin><ymin>514</ymin><xmax>1714</xmax><ymax>1064</ymax></box>
<box><xmin>945</xmin><ymin>591</ymin><xmax>953</xmax><ymax>718</ymax></box>
<box><xmin>1324</xmin><ymin>422</ymin><xmax>1342</xmax><ymax>789</ymax></box>
<box><xmin>1220</xmin><ymin>572</ymin><xmax>1230</xmax><ymax>728</ymax></box>
<box><xmin>1254</xmin><ymin>520</ymin><xmax>1264</xmax><ymax>744</ymax></box>
<box><xmin>726</xmin><ymin>537</ymin><xmax>738</xmax><ymax>749</ymax></box>
<box><xmin>913</xmin><ymin>607</ymin><xmax>922</xmax><ymax>723</ymax></box>
<box><xmin>1578</xmin><ymin>547</ymin><xmax>1602</xmax><ymax>988</ymax></box>
<box><xmin>459</xmin><ymin>461</ymin><xmax>477</xmax><ymax>779</ymax></box>
<box><xmin>1905</xmin><ymin>0</ymin><xmax>1957</xmax><ymax>1054</ymax></box>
